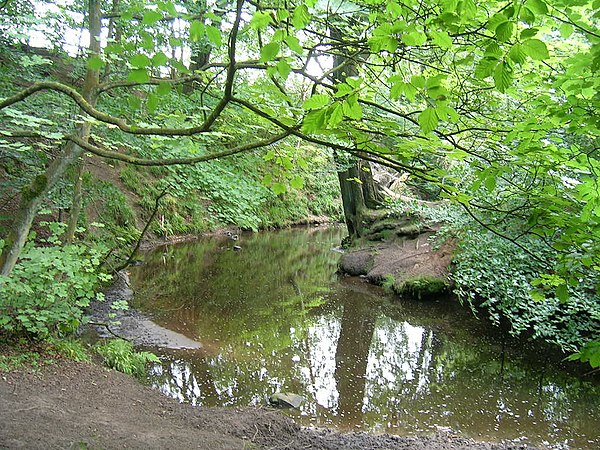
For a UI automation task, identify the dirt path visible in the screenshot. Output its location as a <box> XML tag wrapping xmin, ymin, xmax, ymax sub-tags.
<box><xmin>0</xmin><ymin>359</ymin><xmax>536</xmax><ymax>450</ymax></box>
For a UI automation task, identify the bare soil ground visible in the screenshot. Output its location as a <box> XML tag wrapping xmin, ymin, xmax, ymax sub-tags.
<box><xmin>0</xmin><ymin>359</ymin><xmax>536</xmax><ymax>450</ymax></box>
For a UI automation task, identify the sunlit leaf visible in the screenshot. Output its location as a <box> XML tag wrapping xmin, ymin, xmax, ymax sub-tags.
<box><xmin>206</xmin><ymin>26</ymin><xmax>222</xmax><ymax>47</ymax></box>
<box><xmin>290</xmin><ymin>176</ymin><xmax>304</xmax><ymax>189</ymax></box>
<box><xmin>250</xmin><ymin>11</ymin><xmax>273</xmax><ymax>30</ymax></box>
<box><xmin>272</xmin><ymin>183</ymin><xmax>287</xmax><ymax>195</ymax></box>
<box><xmin>142</xmin><ymin>10</ymin><xmax>162</xmax><ymax>25</ymax></box>
<box><xmin>418</xmin><ymin>107</ymin><xmax>438</xmax><ymax>133</ymax></box>
<box><xmin>522</xmin><ymin>39</ymin><xmax>549</xmax><ymax>60</ymax></box>
<box><xmin>190</xmin><ymin>21</ymin><xmax>205</xmax><ymax>41</ymax></box>
<box><xmin>302</xmin><ymin>94</ymin><xmax>330</xmax><ymax>110</ymax></box>
<box><xmin>129</xmin><ymin>53</ymin><xmax>151</xmax><ymax>68</ymax></box>
<box><xmin>284</xmin><ymin>35</ymin><xmax>304</xmax><ymax>54</ymax></box>
<box><xmin>292</xmin><ymin>5</ymin><xmax>311</xmax><ymax>30</ymax></box>
<box><xmin>87</xmin><ymin>56</ymin><xmax>104</xmax><ymax>70</ymax></box>
<box><xmin>494</xmin><ymin>61</ymin><xmax>513</xmax><ymax>92</ymax></box>
<box><xmin>127</xmin><ymin>68</ymin><xmax>149</xmax><ymax>83</ymax></box>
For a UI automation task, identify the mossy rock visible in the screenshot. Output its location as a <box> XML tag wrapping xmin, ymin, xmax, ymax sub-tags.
<box><xmin>393</xmin><ymin>276</ymin><xmax>450</xmax><ymax>300</ymax></box>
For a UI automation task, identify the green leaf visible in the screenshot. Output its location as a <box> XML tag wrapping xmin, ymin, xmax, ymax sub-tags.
<box><xmin>493</xmin><ymin>61</ymin><xmax>513</xmax><ymax>92</ymax></box>
<box><xmin>290</xmin><ymin>176</ymin><xmax>304</xmax><ymax>189</ymax></box>
<box><xmin>152</xmin><ymin>52</ymin><xmax>168</xmax><ymax>67</ymax></box>
<box><xmin>250</xmin><ymin>11</ymin><xmax>273</xmax><ymax>30</ymax></box>
<box><xmin>520</xmin><ymin>28</ymin><xmax>538</xmax><ymax>39</ymax></box>
<box><xmin>261</xmin><ymin>173</ymin><xmax>273</xmax><ymax>185</ymax></box>
<box><xmin>508</xmin><ymin>44</ymin><xmax>527</xmax><ymax>64</ymax></box>
<box><xmin>87</xmin><ymin>56</ymin><xmax>104</xmax><ymax>70</ymax></box>
<box><xmin>189</xmin><ymin>21</ymin><xmax>205</xmax><ymax>41</ymax></box>
<box><xmin>128</xmin><ymin>95</ymin><xmax>142</xmax><ymax>110</ymax></box>
<box><xmin>522</xmin><ymin>39</ymin><xmax>549</xmax><ymax>60</ymax></box>
<box><xmin>475</xmin><ymin>57</ymin><xmax>498</xmax><ymax>79</ymax></box>
<box><xmin>418</xmin><ymin>107</ymin><xmax>438</xmax><ymax>133</ymax></box>
<box><xmin>525</xmin><ymin>0</ymin><xmax>548</xmax><ymax>15</ymax></box>
<box><xmin>302</xmin><ymin>109</ymin><xmax>328</xmax><ymax>133</ymax></box>
<box><xmin>302</xmin><ymin>94</ymin><xmax>330</xmax><ymax>110</ymax></box>
<box><xmin>127</xmin><ymin>68</ymin><xmax>149</xmax><ymax>83</ymax></box>
<box><xmin>559</xmin><ymin>23</ymin><xmax>573</xmax><ymax>38</ymax></box>
<box><xmin>436</xmin><ymin>105</ymin><xmax>458</xmax><ymax>123</ymax></box>
<box><xmin>429</xmin><ymin>30</ymin><xmax>452</xmax><ymax>48</ymax></box>
<box><xmin>519</xmin><ymin>7</ymin><xmax>536</xmax><ymax>25</ymax></box>
<box><xmin>292</xmin><ymin>5</ymin><xmax>311</xmax><ymax>30</ymax></box>
<box><xmin>206</xmin><ymin>26</ymin><xmax>222</xmax><ymax>47</ymax></box>
<box><xmin>556</xmin><ymin>283</ymin><xmax>569</xmax><ymax>302</ymax></box>
<box><xmin>327</xmin><ymin>103</ymin><xmax>344</xmax><ymax>127</ymax></box>
<box><xmin>272</xmin><ymin>183</ymin><xmax>287</xmax><ymax>195</ymax></box>
<box><xmin>272</xmin><ymin>9</ymin><xmax>287</xmax><ymax>23</ymax></box>
<box><xmin>142</xmin><ymin>10</ymin><xmax>162</xmax><ymax>25</ymax></box>
<box><xmin>260</xmin><ymin>42</ymin><xmax>280</xmax><ymax>62</ymax></box>
<box><xmin>284</xmin><ymin>35</ymin><xmax>304</xmax><ymax>54</ymax></box>
<box><xmin>484</xmin><ymin>174</ymin><xmax>497</xmax><ymax>192</ymax></box>
<box><xmin>459</xmin><ymin>0</ymin><xmax>477</xmax><ymax>20</ymax></box>
<box><xmin>156</xmin><ymin>82</ymin><xmax>171</xmax><ymax>96</ymax></box>
<box><xmin>105</xmin><ymin>43</ymin><xmax>123</xmax><ymax>55</ymax></box>
<box><xmin>129</xmin><ymin>53</ymin><xmax>151</xmax><ymax>68</ymax></box>
<box><xmin>276</xmin><ymin>59</ymin><xmax>292</xmax><ymax>79</ymax></box>
<box><xmin>411</xmin><ymin>75</ymin><xmax>426</xmax><ymax>88</ymax></box>
<box><xmin>495</xmin><ymin>21</ymin><xmax>514</xmax><ymax>42</ymax></box>
<box><xmin>342</xmin><ymin>95</ymin><xmax>362</xmax><ymax>119</ymax></box>
<box><xmin>146</xmin><ymin>94</ymin><xmax>159</xmax><ymax>113</ymax></box>
<box><xmin>402</xmin><ymin>31</ymin><xmax>427</xmax><ymax>46</ymax></box>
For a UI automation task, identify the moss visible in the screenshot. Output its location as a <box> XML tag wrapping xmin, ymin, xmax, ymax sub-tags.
<box><xmin>21</xmin><ymin>174</ymin><xmax>48</xmax><ymax>203</ymax></box>
<box><xmin>393</xmin><ymin>275</ymin><xmax>449</xmax><ymax>300</ymax></box>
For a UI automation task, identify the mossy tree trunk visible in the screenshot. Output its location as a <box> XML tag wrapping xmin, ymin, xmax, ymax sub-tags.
<box><xmin>330</xmin><ymin>26</ymin><xmax>384</xmax><ymax>239</ymax></box>
<box><xmin>0</xmin><ymin>0</ymin><xmax>101</xmax><ymax>276</ymax></box>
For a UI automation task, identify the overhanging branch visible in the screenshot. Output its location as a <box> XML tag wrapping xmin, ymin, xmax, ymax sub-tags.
<box><xmin>66</xmin><ymin>131</ymin><xmax>291</xmax><ymax>166</ymax></box>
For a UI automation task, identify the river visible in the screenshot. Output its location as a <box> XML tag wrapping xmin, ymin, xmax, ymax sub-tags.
<box><xmin>128</xmin><ymin>226</ymin><xmax>600</xmax><ymax>449</ymax></box>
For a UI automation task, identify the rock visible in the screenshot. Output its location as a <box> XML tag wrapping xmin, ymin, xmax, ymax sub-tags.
<box><xmin>338</xmin><ymin>251</ymin><xmax>374</xmax><ymax>276</ymax></box>
<box><xmin>269</xmin><ymin>392</ymin><xmax>304</xmax><ymax>409</ymax></box>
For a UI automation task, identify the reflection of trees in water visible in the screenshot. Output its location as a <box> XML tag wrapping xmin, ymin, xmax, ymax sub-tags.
<box><xmin>129</xmin><ymin>227</ymin><xmax>344</xmax><ymax>342</ymax></box>
<box><xmin>151</xmin><ymin>352</ymin><xmax>219</xmax><ymax>406</ymax></box>
<box><xmin>334</xmin><ymin>291</ymin><xmax>378</xmax><ymax>429</ymax></box>
<box><xmin>133</xmin><ymin>229</ymin><xmax>600</xmax><ymax>447</ymax></box>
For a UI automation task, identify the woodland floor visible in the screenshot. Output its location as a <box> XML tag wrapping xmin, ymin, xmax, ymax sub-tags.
<box><xmin>0</xmin><ymin>358</ymin><xmax>538</xmax><ymax>450</ymax></box>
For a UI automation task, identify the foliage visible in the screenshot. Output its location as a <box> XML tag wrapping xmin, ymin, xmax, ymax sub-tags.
<box><xmin>48</xmin><ymin>337</ymin><xmax>90</xmax><ymax>362</ymax></box>
<box><xmin>95</xmin><ymin>339</ymin><xmax>160</xmax><ymax>378</ymax></box>
<box><xmin>452</xmin><ymin>230</ymin><xmax>600</xmax><ymax>353</ymax></box>
<box><xmin>0</xmin><ymin>0</ymin><xmax>598</xmax><ymax>365</ymax></box>
<box><xmin>0</xmin><ymin>350</ymin><xmax>43</xmax><ymax>372</ymax></box>
<box><xmin>0</xmin><ymin>224</ymin><xmax>110</xmax><ymax>339</ymax></box>
<box><xmin>567</xmin><ymin>341</ymin><xmax>600</xmax><ymax>369</ymax></box>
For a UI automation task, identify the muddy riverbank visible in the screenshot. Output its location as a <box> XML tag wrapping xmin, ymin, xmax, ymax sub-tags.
<box><xmin>0</xmin><ymin>359</ymin><xmax>537</xmax><ymax>450</ymax></box>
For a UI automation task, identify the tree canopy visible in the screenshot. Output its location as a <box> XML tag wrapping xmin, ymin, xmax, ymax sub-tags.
<box><xmin>0</xmin><ymin>0</ymin><xmax>599</xmax><ymax>360</ymax></box>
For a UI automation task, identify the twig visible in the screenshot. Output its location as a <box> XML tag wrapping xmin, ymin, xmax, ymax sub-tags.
<box><xmin>87</xmin><ymin>321</ymin><xmax>130</xmax><ymax>340</ymax></box>
<box><xmin>115</xmin><ymin>187</ymin><xmax>168</xmax><ymax>272</ymax></box>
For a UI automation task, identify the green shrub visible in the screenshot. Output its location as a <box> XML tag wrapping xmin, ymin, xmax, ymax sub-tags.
<box><xmin>49</xmin><ymin>338</ymin><xmax>90</xmax><ymax>362</ymax></box>
<box><xmin>452</xmin><ymin>230</ymin><xmax>600</xmax><ymax>352</ymax></box>
<box><xmin>0</xmin><ymin>231</ymin><xmax>110</xmax><ymax>339</ymax></box>
<box><xmin>95</xmin><ymin>339</ymin><xmax>160</xmax><ymax>378</ymax></box>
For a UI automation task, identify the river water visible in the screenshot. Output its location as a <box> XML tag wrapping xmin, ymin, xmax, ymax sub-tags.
<box><xmin>128</xmin><ymin>226</ymin><xmax>599</xmax><ymax>449</ymax></box>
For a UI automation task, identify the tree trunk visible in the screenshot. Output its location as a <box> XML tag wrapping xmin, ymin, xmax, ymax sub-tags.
<box><xmin>330</xmin><ymin>26</ymin><xmax>383</xmax><ymax>239</ymax></box>
<box><xmin>0</xmin><ymin>0</ymin><xmax>101</xmax><ymax>276</ymax></box>
<box><xmin>64</xmin><ymin>159</ymin><xmax>85</xmax><ymax>244</ymax></box>
<box><xmin>359</xmin><ymin>160</ymin><xmax>385</xmax><ymax>209</ymax></box>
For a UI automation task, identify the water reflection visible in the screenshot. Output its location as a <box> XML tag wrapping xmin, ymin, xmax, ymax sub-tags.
<box><xmin>129</xmin><ymin>227</ymin><xmax>600</xmax><ymax>449</ymax></box>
